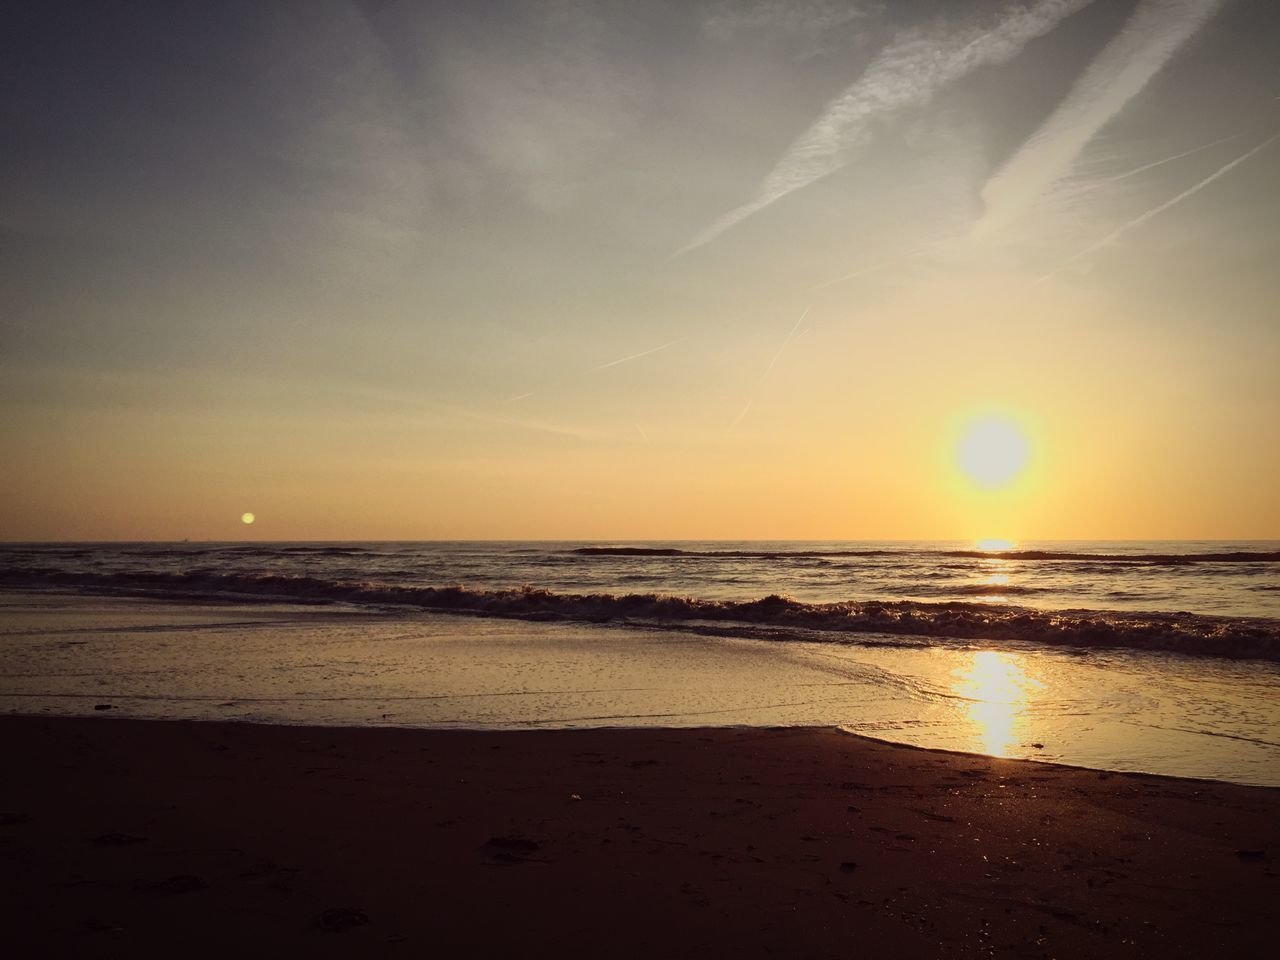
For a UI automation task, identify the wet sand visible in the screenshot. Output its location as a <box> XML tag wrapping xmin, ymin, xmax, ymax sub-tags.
<box><xmin>1</xmin><ymin>718</ymin><xmax>1276</xmax><ymax>957</ymax></box>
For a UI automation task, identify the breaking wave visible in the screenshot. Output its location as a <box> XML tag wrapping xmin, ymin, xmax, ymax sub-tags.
<box><xmin>2</xmin><ymin>566</ymin><xmax>1276</xmax><ymax>662</ymax></box>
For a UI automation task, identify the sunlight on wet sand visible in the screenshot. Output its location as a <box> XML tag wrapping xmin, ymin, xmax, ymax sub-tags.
<box><xmin>951</xmin><ymin>650</ymin><xmax>1045</xmax><ymax>757</ymax></box>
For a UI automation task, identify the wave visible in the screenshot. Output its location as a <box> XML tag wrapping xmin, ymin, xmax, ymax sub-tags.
<box><xmin>568</xmin><ymin>547</ymin><xmax>1280</xmax><ymax>564</ymax></box>
<box><xmin>925</xmin><ymin>583</ymin><xmax>1042</xmax><ymax>596</ymax></box>
<box><xmin>3</xmin><ymin>566</ymin><xmax>1276</xmax><ymax>661</ymax></box>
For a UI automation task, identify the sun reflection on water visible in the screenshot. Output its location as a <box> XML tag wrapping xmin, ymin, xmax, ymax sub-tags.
<box><xmin>951</xmin><ymin>651</ymin><xmax>1045</xmax><ymax>757</ymax></box>
<box><xmin>973</xmin><ymin>555</ymin><xmax>1016</xmax><ymax>601</ymax></box>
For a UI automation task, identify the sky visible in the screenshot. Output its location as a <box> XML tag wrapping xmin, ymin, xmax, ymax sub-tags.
<box><xmin>2</xmin><ymin>0</ymin><xmax>1278</xmax><ymax>541</ymax></box>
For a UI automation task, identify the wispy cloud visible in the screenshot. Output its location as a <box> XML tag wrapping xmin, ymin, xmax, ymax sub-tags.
<box><xmin>678</xmin><ymin>0</ymin><xmax>1096</xmax><ymax>255</ymax></box>
<box><xmin>1040</xmin><ymin>132</ymin><xmax>1280</xmax><ymax>280</ymax></box>
<box><xmin>975</xmin><ymin>0</ymin><xmax>1227</xmax><ymax>237</ymax></box>
<box><xmin>436</xmin><ymin>1</ymin><xmax>653</xmax><ymax>211</ymax></box>
<box><xmin>702</xmin><ymin>0</ymin><xmax>877</xmax><ymax>40</ymax></box>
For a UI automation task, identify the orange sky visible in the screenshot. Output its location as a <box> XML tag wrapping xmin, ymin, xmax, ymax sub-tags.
<box><xmin>2</xmin><ymin>1</ymin><xmax>1278</xmax><ymax>540</ymax></box>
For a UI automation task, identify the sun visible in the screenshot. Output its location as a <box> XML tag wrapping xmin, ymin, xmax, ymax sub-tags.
<box><xmin>241</xmin><ymin>512</ymin><xmax>255</xmax><ymax>525</ymax></box>
<box><xmin>956</xmin><ymin>416</ymin><xmax>1030</xmax><ymax>489</ymax></box>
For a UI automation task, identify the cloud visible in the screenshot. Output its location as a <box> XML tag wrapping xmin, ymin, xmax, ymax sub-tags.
<box><xmin>436</xmin><ymin>1</ymin><xmax>653</xmax><ymax>210</ymax></box>
<box><xmin>701</xmin><ymin>0</ymin><xmax>881</xmax><ymax>45</ymax></box>
<box><xmin>1040</xmin><ymin>131</ymin><xmax>1280</xmax><ymax>280</ymax></box>
<box><xmin>678</xmin><ymin>0</ymin><xmax>1097</xmax><ymax>255</ymax></box>
<box><xmin>975</xmin><ymin>0</ymin><xmax>1227</xmax><ymax>237</ymax></box>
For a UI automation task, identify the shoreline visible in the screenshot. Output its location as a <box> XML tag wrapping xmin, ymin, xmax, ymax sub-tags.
<box><xmin>4</xmin><ymin>589</ymin><xmax>1278</xmax><ymax>787</ymax></box>
<box><xmin>3</xmin><ymin>716</ymin><xmax>1276</xmax><ymax>957</ymax></box>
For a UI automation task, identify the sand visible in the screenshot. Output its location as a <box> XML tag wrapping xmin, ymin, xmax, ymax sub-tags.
<box><xmin>1</xmin><ymin>717</ymin><xmax>1276</xmax><ymax>958</ymax></box>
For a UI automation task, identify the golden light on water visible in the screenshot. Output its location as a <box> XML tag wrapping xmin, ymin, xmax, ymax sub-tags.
<box><xmin>972</xmin><ymin>543</ymin><xmax>1016</xmax><ymax>600</ymax></box>
<box><xmin>241</xmin><ymin>512</ymin><xmax>255</xmax><ymax>525</ymax></box>
<box><xmin>952</xmin><ymin>651</ymin><xmax>1044</xmax><ymax>758</ymax></box>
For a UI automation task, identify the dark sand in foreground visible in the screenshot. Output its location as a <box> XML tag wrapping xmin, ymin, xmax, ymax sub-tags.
<box><xmin>2</xmin><ymin>718</ymin><xmax>1276</xmax><ymax>958</ymax></box>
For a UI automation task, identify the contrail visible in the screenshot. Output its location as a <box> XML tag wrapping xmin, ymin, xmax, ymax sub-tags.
<box><xmin>805</xmin><ymin>227</ymin><xmax>962</xmax><ymax>293</ymax></box>
<box><xmin>592</xmin><ymin>336</ymin><xmax>688</xmax><ymax>371</ymax></box>
<box><xmin>728</xmin><ymin>307</ymin><xmax>809</xmax><ymax>433</ymax></box>
<box><xmin>806</xmin><ymin>255</ymin><xmax>904</xmax><ymax>293</ymax></box>
<box><xmin>976</xmin><ymin>0</ymin><xmax>1227</xmax><ymax>237</ymax></box>
<box><xmin>634</xmin><ymin>422</ymin><xmax>650</xmax><ymax>444</ymax></box>
<box><xmin>497</xmin><ymin>334</ymin><xmax>687</xmax><ymax>403</ymax></box>
<box><xmin>1091</xmin><ymin>133</ymin><xmax>1239</xmax><ymax>189</ymax></box>
<box><xmin>727</xmin><ymin>399</ymin><xmax>754</xmax><ymax>434</ymax></box>
<box><xmin>759</xmin><ymin>308</ymin><xmax>808</xmax><ymax>382</ymax></box>
<box><xmin>678</xmin><ymin>0</ymin><xmax>1095</xmax><ymax>255</ymax></box>
<box><xmin>1040</xmin><ymin>132</ymin><xmax>1279</xmax><ymax>281</ymax></box>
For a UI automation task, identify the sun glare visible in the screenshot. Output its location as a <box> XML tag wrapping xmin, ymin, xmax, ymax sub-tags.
<box><xmin>975</xmin><ymin>537</ymin><xmax>1016</xmax><ymax>551</ymax></box>
<box><xmin>956</xmin><ymin>416</ymin><xmax>1030</xmax><ymax>489</ymax></box>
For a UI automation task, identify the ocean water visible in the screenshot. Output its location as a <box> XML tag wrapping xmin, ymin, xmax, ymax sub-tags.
<box><xmin>2</xmin><ymin>541</ymin><xmax>1278</xmax><ymax>785</ymax></box>
<box><xmin>1</xmin><ymin>540</ymin><xmax>1277</xmax><ymax>659</ymax></box>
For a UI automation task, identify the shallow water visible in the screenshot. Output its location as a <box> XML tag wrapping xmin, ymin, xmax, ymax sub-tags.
<box><xmin>3</xmin><ymin>592</ymin><xmax>1277</xmax><ymax>786</ymax></box>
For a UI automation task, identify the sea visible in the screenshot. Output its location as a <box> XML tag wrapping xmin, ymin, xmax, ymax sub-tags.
<box><xmin>2</xmin><ymin>540</ymin><xmax>1279</xmax><ymax>784</ymax></box>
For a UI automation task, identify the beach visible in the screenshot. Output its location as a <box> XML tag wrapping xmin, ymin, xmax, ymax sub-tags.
<box><xmin>3</xmin><ymin>556</ymin><xmax>1278</xmax><ymax>956</ymax></box>
<box><xmin>4</xmin><ymin>589</ymin><xmax>1278</xmax><ymax>786</ymax></box>
<box><xmin>8</xmin><ymin>0</ymin><xmax>1280</xmax><ymax>953</ymax></box>
<box><xmin>2</xmin><ymin>717</ymin><xmax>1276</xmax><ymax>958</ymax></box>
